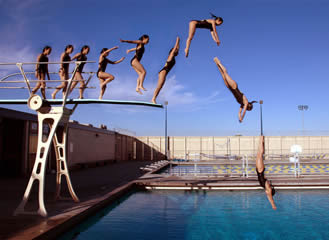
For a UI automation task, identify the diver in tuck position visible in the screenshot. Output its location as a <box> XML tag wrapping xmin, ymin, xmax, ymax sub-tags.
<box><xmin>256</xmin><ymin>135</ymin><xmax>277</xmax><ymax>210</ymax></box>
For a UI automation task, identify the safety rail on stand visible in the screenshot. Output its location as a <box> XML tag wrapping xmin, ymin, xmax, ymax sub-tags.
<box><xmin>290</xmin><ymin>145</ymin><xmax>302</xmax><ymax>178</ymax></box>
<box><xmin>243</xmin><ymin>152</ymin><xmax>303</xmax><ymax>179</ymax></box>
<box><xmin>242</xmin><ymin>155</ymin><xmax>249</xmax><ymax>178</ymax></box>
<box><xmin>174</xmin><ymin>152</ymin><xmax>244</xmax><ymax>177</ymax></box>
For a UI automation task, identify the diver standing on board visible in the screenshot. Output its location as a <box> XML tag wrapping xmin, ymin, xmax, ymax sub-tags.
<box><xmin>69</xmin><ymin>45</ymin><xmax>90</xmax><ymax>99</ymax></box>
<box><xmin>151</xmin><ymin>37</ymin><xmax>180</xmax><ymax>104</ymax></box>
<box><xmin>97</xmin><ymin>46</ymin><xmax>125</xmax><ymax>99</ymax></box>
<box><xmin>31</xmin><ymin>46</ymin><xmax>52</xmax><ymax>99</ymax></box>
<box><xmin>120</xmin><ymin>35</ymin><xmax>149</xmax><ymax>95</ymax></box>
<box><xmin>256</xmin><ymin>135</ymin><xmax>277</xmax><ymax>210</ymax></box>
<box><xmin>184</xmin><ymin>13</ymin><xmax>223</xmax><ymax>58</ymax></box>
<box><xmin>52</xmin><ymin>44</ymin><xmax>74</xmax><ymax>99</ymax></box>
<box><xmin>214</xmin><ymin>57</ymin><xmax>256</xmax><ymax>123</ymax></box>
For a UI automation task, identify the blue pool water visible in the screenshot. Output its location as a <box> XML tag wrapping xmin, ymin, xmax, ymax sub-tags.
<box><xmin>61</xmin><ymin>190</ymin><xmax>329</xmax><ymax>240</ymax></box>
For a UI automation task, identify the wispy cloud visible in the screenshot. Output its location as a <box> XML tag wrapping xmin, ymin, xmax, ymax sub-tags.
<box><xmin>1</xmin><ymin>0</ymin><xmax>44</xmax><ymax>41</ymax></box>
<box><xmin>0</xmin><ymin>46</ymin><xmax>33</xmax><ymax>63</ymax></box>
<box><xmin>158</xmin><ymin>75</ymin><xmax>225</xmax><ymax>112</ymax></box>
<box><xmin>2</xmin><ymin>0</ymin><xmax>43</xmax><ymax>19</ymax></box>
<box><xmin>158</xmin><ymin>75</ymin><xmax>198</xmax><ymax>106</ymax></box>
<box><xmin>0</xmin><ymin>0</ymin><xmax>47</xmax><ymax>83</ymax></box>
<box><xmin>0</xmin><ymin>45</ymin><xmax>35</xmax><ymax>84</ymax></box>
<box><xmin>0</xmin><ymin>46</ymin><xmax>35</xmax><ymax>87</ymax></box>
<box><xmin>83</xmin><ymin>74</ymin><xmax>225</xmax><ymax>113</ymax></box>
<box><xmin>0</xmin><ymin>0</ymin><xmax>42</xmax><ymax>63</ymax></box>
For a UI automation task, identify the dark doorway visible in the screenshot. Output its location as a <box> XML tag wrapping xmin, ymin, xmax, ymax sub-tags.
<box><xmin>0</xmin><ymin>118</ymin><xmax>24</xmax><ymax>177</ymax></box>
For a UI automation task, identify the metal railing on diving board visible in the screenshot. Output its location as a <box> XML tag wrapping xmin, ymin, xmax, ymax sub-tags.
<box><xmin>0</xmin><ymin>98</ymin><xmax>163</xmax><ymax>108</ymax></box>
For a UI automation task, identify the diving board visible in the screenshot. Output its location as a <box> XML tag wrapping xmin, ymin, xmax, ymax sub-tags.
<box><xmin>0</xmin><ymin>98</ymin><xmax>163</xmax><ymax>108</ymax></box>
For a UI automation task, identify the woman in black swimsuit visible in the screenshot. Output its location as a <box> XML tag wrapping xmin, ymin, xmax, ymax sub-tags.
<box><xmin>52</xmin><ymin>45</ymin><xmax>74</xmax><ymax>99</ymax></box>
<box><xmin>185</xmin><ymin>13</ymin><xmax>223</xmax><ymax>57</ymax></box>
<box><xmin>214</xmin><ymin>57</ymin><xmax>256</xmax><ymax>123</ymax></box>
<box><xmin>70</xmin><ymin>45</ymin><xmax>90</xmax><ymax>99</ymax></box>
<box><xmin>120</xmin><ymin>35</ymin><xmax>149</xmax><ymax>94</ymax></box>
<box><xmin>31</xmin><ymin>46</ymin><xmax>52</xmax><ymax>99</ymax></box>
<box><xmin>256</xmin><ymin>135</ymin><xmax>277</xmax><ymax>210</ymax></box>
<box><xmin>152</xmin><ymin>37</ymin><xmax>180</xmax><ymax>104</ymax></box>
<box><xmin>97</xmin><ymin>46</ymin><xmax>125</xmax><ymax>99</ymax></box>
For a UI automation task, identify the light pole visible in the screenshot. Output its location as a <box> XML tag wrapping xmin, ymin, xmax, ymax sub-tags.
<box><xmin>164</xmin><ymin>101</ymin><xmax>168</xmax><ymax>159</ymax></box>
<box><xmin>298</xmin><ymin>105</ymin><xmax>308</xmax><ymax>135</ymax></box>
<box><xmin>259</xmin><ymin>100</ymin><xmax>263</xmax><ymax>136</ymax></box>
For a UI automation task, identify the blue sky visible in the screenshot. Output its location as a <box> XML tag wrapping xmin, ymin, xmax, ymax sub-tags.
<box><xmin>0</xmin><ymin>0</ymin><xmax>329</xmax><ymax>136</ymax></box>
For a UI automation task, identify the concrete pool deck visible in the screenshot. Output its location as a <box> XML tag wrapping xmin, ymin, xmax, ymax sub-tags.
<box><xmin>2</xmin><ymin>161</ymin><xmax>329</xmax><ymax>239</ymax></box>
<box><xmin>0</xmin><ymin>161</ymin><xmax>152</xmax><ymax>240</ymax></box>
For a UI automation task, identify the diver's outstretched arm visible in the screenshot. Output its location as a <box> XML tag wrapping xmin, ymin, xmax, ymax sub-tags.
<box><xmin>167</xmin><ymin>37</ymin><xmax>180</xmax><ymax>62</ymax></box>
<box><xmin>101</xmin><ymin>46</ymin><xmax>119</xmax><ymax>58</ymax></box>
<box><xmin>71</xmin><ymin>53</ymin><xmax>81</xmax><ymax>61</ymax></box>
<box><xmin>46</xmin><ymin>69</ymin><xmax>50</xmax><ymax>80</ymax></box>
<box><xmin>239</xmin><ymin>96</ymin><xmax>249</xmax><ymax>123</ymax></box>
<box><xmin>126</xmin><ymin>48</ymin><xmax>137</xmax><ymax>54</ymax></box>
<box><xmin>210</xmin><ymin>20</ymin><xmax>220</xmax><ymax>45</ymax></box>
<box><xmin>266</xmin><ymin>188</ymin><xmax>277</xmax><ymax>210</ymax></box>
<box><xmin>120</xmin><ymin>39</ymin><xmax>143</xmax><ymax>44</ymax></box>
<box><xmin>109</xmin><ymin>57</ymin><xmax>125</xmax><ymax>64</ymax></box>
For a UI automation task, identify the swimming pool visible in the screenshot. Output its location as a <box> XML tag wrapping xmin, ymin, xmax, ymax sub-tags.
<box><xmin>61</xmin><ymin>190</ymin><xmax>329</xmax><ymax>240</ymax></box>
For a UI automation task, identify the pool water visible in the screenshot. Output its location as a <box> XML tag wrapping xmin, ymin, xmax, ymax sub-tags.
<box><xmin>61</xmin><ymin>190</ymin><xmax>329</xmax><ymax>240</ymax></box>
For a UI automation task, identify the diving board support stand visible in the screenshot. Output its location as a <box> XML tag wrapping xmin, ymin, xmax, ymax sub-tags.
<box><xmin>52</xmin><ymin>113</ymin><xmax>79</xmax><ymax>202</ymax></box>
<box><xmin>14</xmin><ymin>95</ymin><xmax>79</xmax><ymax>217</ymax></box>
<box><xmin>0</xmin><ymin>60</ymin><xmax>164</xmax><ymax>217</ymax></box>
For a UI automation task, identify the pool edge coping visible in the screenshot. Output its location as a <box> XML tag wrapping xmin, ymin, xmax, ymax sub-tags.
<box><xmin>144</xmin><ymin>186</ymin><xmax>329</xmax><ymax>190</ymax></box>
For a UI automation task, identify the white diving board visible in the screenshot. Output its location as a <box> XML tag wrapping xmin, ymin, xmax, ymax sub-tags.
<box><xmin>0</xmin><ymin>98</ymin><xmax>163</xmax><ymax>108</ymax></box>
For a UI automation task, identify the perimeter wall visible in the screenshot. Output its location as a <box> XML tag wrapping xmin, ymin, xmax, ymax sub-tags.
<box><xmin>0</xmin><ymin>107</ymin><xmax>166</xmax><ymax>177</ymax></box>
<box><xmin>137</xmin><ymin>136</ymin><xmax>329</xmax><ymax>160</ymax></box>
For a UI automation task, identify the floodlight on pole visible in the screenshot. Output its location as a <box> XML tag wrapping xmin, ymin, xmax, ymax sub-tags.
<box><xmin>297</xmin><ymin>105</ymin><xmax>308</xmax><ymax>135</ymax></box>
